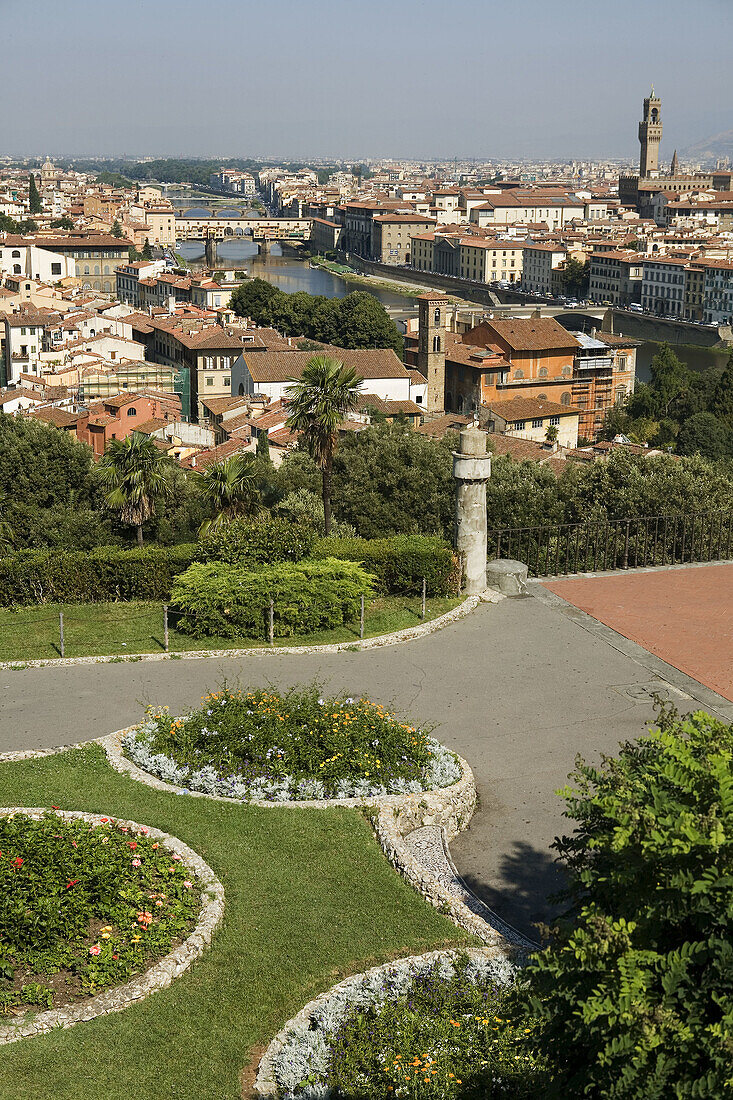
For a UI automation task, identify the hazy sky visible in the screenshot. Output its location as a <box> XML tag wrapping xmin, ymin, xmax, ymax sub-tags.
<box><xmin>4</xmin><ymin>0</ymin><xmax>732</xmax><ymax>161</ymax></box>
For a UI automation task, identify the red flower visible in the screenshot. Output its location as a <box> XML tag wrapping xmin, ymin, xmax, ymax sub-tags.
<box><xmin>66</xmin><ymin>879</ymin><xmax>79</xmax><ymax>890</ymax></box>
<box><xmin>52</xmin><ymin>805</ymin><xmax>60</xmax><ymax>810</ymax></box>
<box><xmin>12</xmin><ymin>857</ymin><xmax>23</xmax><ymax>869</ymax></box>
<box><xmin>128</xmin><ymin>842</ymin><xmax>137</xmax><ymax>850</ymax></box>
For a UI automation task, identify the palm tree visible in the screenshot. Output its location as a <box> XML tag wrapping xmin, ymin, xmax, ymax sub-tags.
<box><xmin>98</xmin><ymin>433</ymin><xmax>173</xmax><ymax>548</ymax></box>
<box><xmin>285</xmin><ymin>356</ymin><xmax>363</xmax><ymax>536</ymax></box>
<box><xmin>194</xmin><ymin>452</ymin><xmax>259</xmax><ymax>536</ymax></box>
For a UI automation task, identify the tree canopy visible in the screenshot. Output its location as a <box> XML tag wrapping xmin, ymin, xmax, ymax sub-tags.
<box><xmin>528</xmin><ymin>706</ymin><xmax>733</xmax><ymax>1098</ymax></box>
<box><xmin>229</xmin><ymin>279</ymin><xmax>403</xmax><ymax>353</ymax></box>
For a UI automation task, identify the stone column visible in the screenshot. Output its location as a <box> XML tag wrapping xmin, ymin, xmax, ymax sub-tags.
<box><xmin>453</xmin><ymin>426</ymin><xmax>491</xmax><ymax>594</ymax></box>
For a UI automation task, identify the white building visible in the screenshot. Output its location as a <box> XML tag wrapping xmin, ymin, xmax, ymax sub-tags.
<box><xmin>231</xmin><ymin>348</ymin><xmax>416</xmax><ymax>403</ymax></box>
<box><xmin>521</xmin><ymin>243</ymin><xmax>568</xmax><ymax>294</ymax></box>
<box><xmin>0</xmin><ymin>238</ymin><xmax>75</xmax><ymax>282</ymax></box>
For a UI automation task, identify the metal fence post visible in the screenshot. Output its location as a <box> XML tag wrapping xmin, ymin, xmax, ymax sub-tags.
<box><xmin>623</xmin><ymin>521</ymin><xmax>631</xmax><ymax>569</ymax></box>
<box><xmin>163</xmin><ymin>605</ymin><xmax>169</xmax><ymax>653</ymax></box>
<box><xmin>360</xmin><ymin>594</ymin><xmax>365</xmax><ymax>640</ymax></box>
<box><xmin>59</xmin><ymin>610</ymin><xmax>64</xmax><ymax>658</ymax></box>
<box><xmin>268</xmin><ymin>598</ymin><xmax>274</xmax><ymax>645</ymax></box>
<box><xmin>421</xmin><ymin>577</ymin><xmax>426</xmax><ymax>620</ymax></box>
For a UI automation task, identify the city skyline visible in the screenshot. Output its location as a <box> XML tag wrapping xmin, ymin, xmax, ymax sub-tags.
<box><xmin>4</xmin><ymin>0</ymin><xmax>733</xmax><ymax>161</ymax></box>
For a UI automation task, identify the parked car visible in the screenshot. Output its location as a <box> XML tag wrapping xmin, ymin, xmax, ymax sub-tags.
<box><xmin>627</xmin><ymin>304</ymin><xmax>644</xmax><ymax>313</ymax></box>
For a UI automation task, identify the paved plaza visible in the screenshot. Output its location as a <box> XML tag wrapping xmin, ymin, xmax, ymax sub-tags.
<box><xmin>1</xmin><ymin>564</ymin><xmax>730</xmax><ymax>940</ymax></box>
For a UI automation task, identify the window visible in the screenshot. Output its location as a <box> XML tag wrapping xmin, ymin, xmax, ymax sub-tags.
<box><xmin>532</xmin><ymin>418</ymin><xmax>543</xmax><ymax>428</ymax></box>
<box><xmin>560</xmin><ymin>393</ymin><xmax>571</xmax><ymax>406</ymax></box>
<box><xmin>514</xmin><ymin>369</ymin><xmax>524</xmax><ymax>379</ymax></box>
<box><xmin>126</xmin><ymin>407</ymin><xmax>137</xmax><ymax>417</ymax></box>
<box><xmin>51</xmin><ymin>262</ymin><xmax>62</xmax><ymax>275</ymax></box>
<box><xmin>538</xmin><ymin>393</ymin><xmax>547</xmax><ymax>400</ymax></box>
<box><xmin>206</xmin><ymin>377</ymin><xmax>214</xmax><ymax>386</ymax></box>
<box><xmin>549</xmin><ymin>416</ymin><xmax>560</xmax><ymax>426</ymax></box>
<box><xmin>514</xmin><ymin>420</ymin><xmax>526</xmax><ymax>430</ymax></box>
<box><xmin>84</xmin><ymin>265</ymin><xmax>90</xmax><ymax>275</ymax></box>
<box><xmin>13</xmin><ymin>264</ymin><xmax>20</xmax><ymax>275</ymax></box>
<box><xmin>538</xmin><ymin>366</ymin><xmax>548</xmax><ymax>378</ymax></box>
<box><xmin>432</xmin><ymin>334</ymin><xmax>441</xmax><ymax>352</ymax></box>
<box><xmin>205</xmin><ymin>356</ymin><xmax>214</xmax><ymax>369</ymax></box>
<box><xmin>11</xmin><ymin>250</ymin><xmax>20</xmax><ymax>259</ymax></box>
<box><xmin>20</xmin><ymin>328</ymin><xmax>26</xmax><ymax>336</ymax></box>
<box><xmin>433</xmin><ymin>308</ymin><xmax>441</xmax><ymax>325</ymax></box>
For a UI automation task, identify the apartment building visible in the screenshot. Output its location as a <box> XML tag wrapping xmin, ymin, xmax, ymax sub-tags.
<box><xmin>640</xmin><ymin>256</ymin><xmax>689</xmax><ymax>317</ymax></box>
<box><xmin>703</xmin><ymin>260</ymin><xmax>733</xmax><ymax>324</ymax></box>
<box><xmin>588</xmin><ymin>251</ymin><xmax>645</xmax><ymax>305</ymax></box>
<box><xmin>371</xmin><ymin>214</ymin><xmax>435</xmax><ymax>264</ymax></box>
<box><xmin>521</xmin><ymin>243</ymin><xmax>568</xmax><ymax>294</ymax></box>
<box><xmin>459</xmin><ymin>238</ymin><xmax>523</xmax><ymax>283</ymax></box>
<box><xmin>469</xmin><ymin>192</ymin><xmax>585</xmax><ymax>229</ymax></box>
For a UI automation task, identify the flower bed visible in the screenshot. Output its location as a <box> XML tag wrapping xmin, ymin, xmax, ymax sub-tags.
<box><xmin>0</xmin><ymin>810</ymin><xmax>203</xmax><ymax>1019</ymax></box>
<box><xmin>258</xmin><ymin>949</ymin><xmax>547</xmax><ymax>1099</ymax></box>
<box><xmin>122</xmin><ymin>684</ymin><xmax>462</xmax><ymax>802</ymax></box>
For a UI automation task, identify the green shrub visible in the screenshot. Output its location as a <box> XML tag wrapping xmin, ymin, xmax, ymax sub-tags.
<box><xmin>0</xmin><ymin>544</ymin><xmax>197</xmax><ymax>606</ymax></box>
<box><xmin>171</xmin><ymin>557</ymin><xmax>376</xmax><ymax>638</ymax></box>
<box><xmin>313</xmin><ymin>535</ymin><xmax>460</xmax><ymax>596</ymax></box>
<box><xmin>528</xmin><ymin>707</ymin><xmax>733</xmax><ymax>1098</ymax></box>
<box><xmin>196</xmin><ymin>516</ymin><xmax>316</xmax><ymax>567</ymax></box>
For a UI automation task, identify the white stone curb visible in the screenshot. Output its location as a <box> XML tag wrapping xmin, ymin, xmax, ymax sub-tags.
<box><xmin>254</xmin><ymin>947</ymin><xmax>506</xmax><ymax>1099</ymax></box>
<box><xmin>0</xmin><ymin>593</ymin><xmax>502</xmax><ymax>672</ymax></box>
<box><xmin>0</xmin><ymin>808</ymin><xmax>225</xmax><ymax>1044</ymax></box>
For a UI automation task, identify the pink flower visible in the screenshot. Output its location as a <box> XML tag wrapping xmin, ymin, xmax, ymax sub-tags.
<box><xmin>155</xmin><ymin>900</ymin><xmax>163</xmax><ymax>906</ymax></box>
<box><xmin>172</xmin><ymin>854</ymin><xmax>182</xmax><ymax>862</ymax></box>
<box><xmin>183</xmin><ymin>880</ymin><xmax>193</xmax><ymax>889</ymax></box>
<box><xmin>138</xmin><ymin>827</ymin><xmax>149</xmax><ymax>835</ymax></box>
<box><xmin>131</xmin><ymin>858</ymin><xmax>141</xmax><ymax>867</ymax></box>
<box><xmin>89</xmin><ymin>944</ymin><xmax>101</xmax><ymax>956</ymax></box>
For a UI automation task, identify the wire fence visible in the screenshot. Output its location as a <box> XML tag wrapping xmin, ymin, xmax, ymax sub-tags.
<box><xmin>0</xmin><ymin>583</ymin><xmax>432</xmax><ymax>662</ymax></box>
<box><xmin>488</xmin><ymin>510</ymin><xmax>733</xmax><ymax>578</ymax></box>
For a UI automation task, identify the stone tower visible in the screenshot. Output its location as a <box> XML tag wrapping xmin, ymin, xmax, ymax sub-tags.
<box><xmin>417</xmin><ymin>293</ymin><xmax>448</xmax><ymax>416</ymax></box>
<box><xmin>639</xmin><ymin>88</ymin><xmax>662</xmax><ymax>178</ymax></box>
<box><xmin>670</xmin><ymin>149</ymin><xmax>679</xmax><ymax>176</ymax></box>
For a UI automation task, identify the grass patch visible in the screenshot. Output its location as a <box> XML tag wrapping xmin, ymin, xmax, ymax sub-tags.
<box><xmin>0</xmin><ymin>746</ymin><xmax>471</xmax><ymax>1099</ymax></box>
<box><xmin>0</xmin><ymin>597</ymin><xmax>463</xmax><ymax>662</ymax></box>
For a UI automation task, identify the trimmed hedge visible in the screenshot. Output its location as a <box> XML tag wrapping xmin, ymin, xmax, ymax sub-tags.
<box><xmin>0</xmin><ymin>544</ymin><xmax>198</xmax><ymax>606</ymax></box>
<box><xmin>171</xmin><ymin>558</ymin><xmax>376</xmax><ymax>639</ymax></box>
<box><xmin>197</xmin><ymin>516</ymin><xmax>316</xmax><ymax>567</ymax></box>
<box><xmin>312</xmin><ymin>535</ymin><xmax>460</xmax><ymax>596</ymax></box>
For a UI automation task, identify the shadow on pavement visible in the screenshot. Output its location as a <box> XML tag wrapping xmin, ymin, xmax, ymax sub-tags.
<box><xmin>459</xmin><ymin>838</ymin><xmax>566</xmax><ymax>943</ymax></box>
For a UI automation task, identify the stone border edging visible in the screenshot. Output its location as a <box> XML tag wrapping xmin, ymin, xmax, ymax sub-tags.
<box><xmin>100</xmin><ymin>729</ymin><xmax>520</xmax><ymax>949</ymax></box>
<box><xmin>253</xmin><ymin>946</ymin><xmax>510</xmax><ymax>1098</ymax></box>
<box><xmin>0</xmin><ymin>593</ymin><xmax>501</xmax><ymax>672</ymax></box>
<box><xmin>0</xmin><ymin>807</ymin><xmax>225</xmax><ymax>1044</ymax></box>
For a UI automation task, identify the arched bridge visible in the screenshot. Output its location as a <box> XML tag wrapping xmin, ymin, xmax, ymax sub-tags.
<box><xmin>175</xmin><ymin>216</ymin><xmax>311</xmax><ymax>242</ymax></box>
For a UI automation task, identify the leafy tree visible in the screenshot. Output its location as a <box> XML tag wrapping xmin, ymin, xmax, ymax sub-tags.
<box><xmin>98</xmin><ymin>433</ymin><xmax>174</xmax><ymax>547</ymax></box>
<box><xmin>255</xmin><ymin>431</ymin><xmax>271</xmax><ymax>464</ymax></box>
<box><xmin>528</xmin><ymin>706</ymin><xmax>733</xmax><ymax>1099</ymax></box>
<box><xmin>712</xmin><ymin>352</ymin><xmax>733</xmax><ymax>422</ymax></box>
<box><xmin>676</xmin><ymin>411</ymin><xmax>732</xmax><ymax>460</ymax></box>
<box><xmin>28</xmin><ymin>174</ymin><xmax>42</xmax><ymax>215</ymax></box>
<box><xmin>128</xmin><ymin>246</ymin><xmax>142</xmax><ymax>262</ymax></box>
<box><xmin>276</xmin><ymin>488</ymin><xmax>355</xmax><ymax>537</ymax></box>
<box><xmin>558</xmin><ymin>257</ymin><xmax>590</xmax><ymax>297</ymax></box>
<box><xmin>193</xmin><ymin>453</ymin><xmax>259</xmax><ymax>536</ymax></box>
<box><xmin>0</xmin><ymin>213</ymin><xmax>38</xmax><ymax>234</ymax></box>
<box><xmin>648</xmin><ymin>343</ymin><xmax>690</xmax><ymax>417</ymax></box>
<box><xmin>332</xmin><ymin>421</ymin><xmax>454</xmax><ymax>537</ymax></box>
<box><xmin>141</xmin><ymin>238</ymin><xmax>153</xmax><ymax>260</ymax></box>
<box><xmin>285</xmin><ymin>356</ymin><xmax>363</xmax><ymax>535</ymax></box>
<box><xmin>111</xmin><ymin>219</ymin><xmax>123</xmax><ymax>238</ymax></box>
<box><xmin>50</xmin><ymin>216</ymin><xmax>74</xmax><ymax>230</ymax></box>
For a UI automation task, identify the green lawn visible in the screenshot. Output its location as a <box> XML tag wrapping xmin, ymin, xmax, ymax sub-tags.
<box><xmin>0</xmin><ymin>596</ymin><xmax>463</xmax><ymax>663</ymax></box>
<box><xmin>0</xmin><ymin>746</ymin><xmax>472</xmax><ymax>1099</ymax></box>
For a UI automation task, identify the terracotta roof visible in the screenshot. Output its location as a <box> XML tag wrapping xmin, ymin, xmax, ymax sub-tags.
<box><xmin>200</xmin><ymin>395</ymin><xmax>250</xmax><ymax>415</ymax></box>
<box><xmin>243</xmin><ymin>348</ymin><xmax>410</xmax><ymax>383</ymax></box>
<box><xmin>486</xmin><ymin>432</ymin><xmax>563</xmax><ymax>465</ymax></box>
<box><xmin>132</xmin><ymin>418</ymin><xmax>169</xmax><ymax>435</ymax></box>
<box><xmin>487</xmin><ymin>397</ymin><xmax>577</xmax><ymax>421</ymax></box>
<box><xmin>27</xmin><ymin>406</ymin><xmax>79</xmax><ymax>428</ymax></box>
<box><xmin>415</xmin><ymin>414</ymin><xmax>471</xmax><ymax>438</ymax></box>
<box><xmin>478</xmin><ymin>318</ymin><xmax>580</xmax><ymax>353</ymax></box>
<box><xmin>183</xmin><ymin>437</ymin><xmax>251</xmax><ymax>469</ymax></box>
<box><xmin>0</xmin><ymin>386</ymin><xmax>44</xmax><ymax>406</ymax></box>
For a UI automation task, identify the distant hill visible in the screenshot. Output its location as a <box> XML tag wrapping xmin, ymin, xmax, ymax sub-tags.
<box><xmin>681</xmin><ymin>129</ymin><xmax>733</xmax><ymax>165</ymax></box>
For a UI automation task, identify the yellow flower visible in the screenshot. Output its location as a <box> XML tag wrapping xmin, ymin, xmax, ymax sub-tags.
<box><xmin>101</xmin><ymin>932</ymin><xmax>111</xmax><ymax>939</ymax></box>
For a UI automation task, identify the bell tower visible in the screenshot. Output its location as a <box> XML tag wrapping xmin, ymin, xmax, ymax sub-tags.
<box><xmin>639</xmin><ymin>88</ymin><xmax>662</xmax><ymax>178</ymax></box>
<box><xmin>417</xmin><ymin>293</ymin><xmax>448</xmax><ymax>416</ymax></box>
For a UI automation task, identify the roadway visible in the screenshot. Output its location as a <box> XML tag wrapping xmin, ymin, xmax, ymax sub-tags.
<box><xmin>3</xmin><ymin>579</ymin><xmax>730</xmax><ymax>938</ymax></box>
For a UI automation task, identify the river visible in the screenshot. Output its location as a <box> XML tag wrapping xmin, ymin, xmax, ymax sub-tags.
<box><xmin>634</xmin><ymin>341</ymin><xmax>729</xmax><ymax>384</ymax></box>
<box><xmin>175</xmin><ymin>239</ymin><xmax>420</xmax><ymax>310</ymax></box>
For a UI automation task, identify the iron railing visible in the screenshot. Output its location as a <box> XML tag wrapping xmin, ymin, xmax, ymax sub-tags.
<box><xmin>488</xmin><ymin>511</ymin><xmax>733</xmax><ymax>578</ymax></box>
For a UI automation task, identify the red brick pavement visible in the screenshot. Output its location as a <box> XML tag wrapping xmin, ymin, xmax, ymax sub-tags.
<box><xmin>544</xmin><ymin>564</ymin><xmax>733</xmax><ymax>702</ymax></box>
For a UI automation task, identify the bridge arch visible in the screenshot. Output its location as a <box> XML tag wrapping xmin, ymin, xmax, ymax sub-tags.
<box><xmin>554</xmin><ymin>312</ymin><xmax>605</xmax><ymax>333</ymax></box>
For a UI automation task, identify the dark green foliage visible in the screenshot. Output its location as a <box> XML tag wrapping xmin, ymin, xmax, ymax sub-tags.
<box><xmin>313</xmin><ymin>535</ymin><xmax>460</xmax><ymax>596</ymax></box>
<box><xmin>0</xmin><ymin>413</ymin><xmax>97</xmax><ymax>510</ymax></box>
<box><xmin>28</xmin><ymin>174</ymin><xmax>42</xmax><ymax>214</ymax></box>
<box><xmin>229</xmin><ymin>279</ymin><xmax>402</xmax><ymax>353</ymax></box>
<box><xmin>141</xmin><ymin>238</ymin><xmax>153</xmax><ymax>260</ymax></box>
<box><xmin>255</xmin><ymin>431</ymin><xmax>271</xmax><ymax>462</ymax></box>
<box><xmin>171</xmin><ymin>557</ymin><xmax>376</xmax><ymax>638</ymax></box>
<box><xmin>557</xmin><ymin>257</ymin><xmax>590</xmax><ymax>297</ymax></box>
<box><xmin>331</xmin><ymin>422</ymin><xmax>454</xmax><ymax>536</ymax></box>
<box><xmin>111</xmin><ymin>219</ymin><xmax>123</xmax><ymax>237</ymax></box>
<box><xmin>712</xmin><ymin>353</ymin><xmax>733</xmax><ymax>421</ymax></box>
<box><xmin>0</xmin><ymin>213</ymin><xmax>38</xmax><ymax>234</ymax></box>
<box><xmin>676</xmin><ymin>411</ymin><xmax>732</xmax><ymax>460</ymax></box>
<box><xmin>0</xmin><ymin>544</ymin><xmax>197</xmax><ymax>606</ymax></box>
<box><xmin>50</xmin><ymin>216</ymin><xmax>74</xmax><ymax>230</ymax></box>
<box><xmin>528</xmin><ymin>708</ymin><xmax>733</xmax><ymax>1099</ymax></box>
<box><xmin>196</xmin><ymin>516</ymin><xmax>316</xmax><ymax>566</ymax></box>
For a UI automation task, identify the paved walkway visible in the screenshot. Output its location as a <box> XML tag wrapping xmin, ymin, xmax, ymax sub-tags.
<box><xmin>545</xmin><ymin>562</ymin><xmax>733</xmax><ymax>703</ymax></box>
<box><xmin>1</xmin><ymin>577</ymin><xmax>730</xmax><ymax>939</ymax></box>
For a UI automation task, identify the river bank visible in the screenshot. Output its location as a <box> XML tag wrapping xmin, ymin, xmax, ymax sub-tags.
<box><xmin>308</xmin><ymin>255</ymin><xmax>430</xmax><ymax>299</ymax></box>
